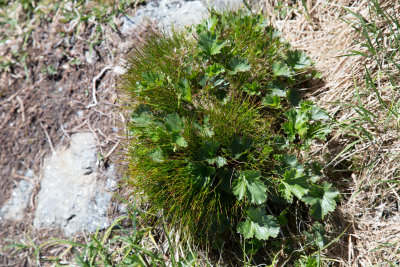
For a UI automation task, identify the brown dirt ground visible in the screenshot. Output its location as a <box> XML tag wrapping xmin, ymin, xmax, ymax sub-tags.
<box><xmin>0</xmin><ymin>4</ymin><xmax>153</xmax><ymax>265</ymax></box>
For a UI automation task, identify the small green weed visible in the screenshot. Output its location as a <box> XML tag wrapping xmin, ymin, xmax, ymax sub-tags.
<box><xmin>341</xmin><ymin>0</ymin><xmax>400</xmax><ymax>134</ymax></box>
<box><xmin>5</xmin><ymin>203</ymin><xmax>201</xmax><ymax>266</ymax></box>
<box><xmin>0</xmin><ymin>0</ymin><xmax>135</xmax><ymax>73</ymax></box>
<box><xmin>331</xmin><ymin>0</ymin><xmax>400</xmax><ymax>181</ymax></box>
<box><xmin>334</xmin><ymin>1</ymin><xmax>400</xmax><ymax>264</ymax></box>
<box><xmin>121</xmin><ymin>9</ymin><xmax>339</xmax><ymax>263</ymax></box>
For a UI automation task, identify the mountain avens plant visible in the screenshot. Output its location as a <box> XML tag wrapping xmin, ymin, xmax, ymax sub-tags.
<box><xmin>121</xmin><ymin>10</ymin><xmax>338</xmax><ymax>248</ymax></box>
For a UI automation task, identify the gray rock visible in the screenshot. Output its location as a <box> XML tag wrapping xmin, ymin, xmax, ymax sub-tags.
<box><xmin>121</xmin><ymin>0</ymin><xmax>245</xmax><ymax>35</ymax></box>
<box><xmin>121</xmin><ymin>0</ymin><xmax>209</xmax><ymax>35</ymax></box>
<box><xmin>33</xmin><ymin>132</ymin><xmax>116</xmax><ymax>236</ymax></box>
<box><xmin>0</xmin><ymin>170</ymin><xmax>35</xmax><ymax>221</ymax></box>
<box><xmin>206</xmin><ymin>0</ymin><xmax>244</xmax><ymax>11</ymax></box>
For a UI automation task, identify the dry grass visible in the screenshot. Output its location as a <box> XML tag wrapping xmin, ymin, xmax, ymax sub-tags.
<box><xmin>259</xmin><ymin>0</ymin><xmax>400</xmax><ymax>265</ymax></box>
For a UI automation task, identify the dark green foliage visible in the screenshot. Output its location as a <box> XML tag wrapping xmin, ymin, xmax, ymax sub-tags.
<box><xmin>121</xmin><ymin>9</ymin><xmax>338</xmax><ymax>253</ymax></box>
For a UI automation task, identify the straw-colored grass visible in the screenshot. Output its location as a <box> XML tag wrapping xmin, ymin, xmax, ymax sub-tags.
<box><xmin>259</xmin><ymin>0</ymin><xmax>400</xmax><ymax>265</ymax></box>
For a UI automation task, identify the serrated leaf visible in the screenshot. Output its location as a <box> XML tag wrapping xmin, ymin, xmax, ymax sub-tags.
<box><xmin>233</xmin><ymin>170</ymin><xmax>267</xmax><ymax>204</ymax></box>
<box><xmin>198</xmin><ymin>73</ymin><xmax>207</xmax><ymax>87</ymax></box>
<box><xmin>300</xmin><ymin>257</ymin><xmax>318</xmax><ymax>267</ymax></box>
<box><xmin>282</xmin><ymin>154</ymin><xmax>298</xmax><ymax>168</ymax></box>
<box><xmin>132</xmin><ymin>115</ymin><xmax>154</xmax><ymax>127</ymax></box>
<box><xmin>230</xmin><ymin>136</ymin><xmax>253</xmax><ymax>159</ymax></box>
<box><xmin>247</xmin><ymin>181</ymin><xmax>267</xmax><ymax>205</ymax></box>
<box><xmin>165</xmin><ymin>113</ymin><xmax>184</xmax><ymax>133</ymax></box>
<box><xmin>199</xmin><ymin>16</ymin><xmax>218</xmax><ymax>32</ymax></box>
<box><xmin>279</xmin><ymin>169</ymin><xmax>309</xmax><ymax>202</ymax></box>
<box><xmin>205</xmin><ymin>63</ymin><xmax>225</xmax><ymax>77</ymax></box>
<box><xmin>237</xmin><ymin>208</ymin><xmax>279</xmax><ymax>240</ymax></box>
<box><xmin>277</xmin><ymin>210</ymin><xmax>288</xmax><ymax>226</ymax></box>
<box><xmin>172</xmin><ymin>134</ymin><xmax>188</xmax><ymax>147</ymax></box>
<box><xmin>177</xmin><ymin>78</ymin><xmax>191</xmax><ymax>102</ymax></box>
<box><xmin>198</xmin><ymin>32</ymin><xmax>225</xmax><ymax>56</ymax></box>
<box><xmin>131</xmin><ymin>110</ymin><xmax>163</xmax><ymax>141</ymax></box>
<box><xmin>273</xmin><ymin>135</ymin><xmax>289</xmax><ymax>149</ymax></box>
<box><xmin>302</xmin><ymin>182</ymin><xmax>339</xmax><ymax>220</ymax></box>
<box><xmin>272</xmin><ymin>61</ymin><xmax>291</xmax><ymax>77</ymax></box>
<box><xmin>282</xmin><ymin>121</ymin><xmax>295</xmax><ymax>142</ymax></box>
<box><xmin>310</xmin><ymin>106</ymin><xmax>330</xmax><ymax>121</ymax></box>
<box><xmin>228</xmin><ymin>57</ymin><xmax>250</xmax><ymax>74</ymax></box>
<box><xmin>142</xmin><ymin>71</ymin><xmax>164</xmax><ymax>84</ymax></box>
<box><xmin>310</xmin><ymin>222</ymin><xmax>328</xmax><ymax>249</ymax></box>
<box><xmin>189</xmin><ymin>162</ymin><xmax>216</xmax><ymax>188</ymax></box>
<box><xmin>233</xmin><ymin>177</ymin><xmax>247</xmax><ymax>201</ymax></box>
<box><xmin>194</xmin><ymin>116</ymin><xmax>214</xmax><ymax>138</ymax></box>
<box><xmin>214</xmin><ymin>156</ymin><xmax>227</xmax><ymax>167</ymax></box>
<box><xmin>198</xmin><ymin>140</ymin><xmax>220</xmax><ymax>160</ymax></box>
<box><xmin>287</xmin><ymin>50</ymin><xmax>312</xmax><ymax>70</ymax></box>
<box><xmin>283</xmin><ymin>109</ymin><xmax>309</xmax><ymax>141</ymax></box>
<box><xmin>198</xmin><ymin>126</ymin><xmax>214</xmax><ymax>138</ymax></box>
<box><xmin>284</xmin><ymin>155</ymin><xmax>304</xmax><ymax>173</ymax></box>
<box><xmin>243</xmin><ymin>82</ymin><xmax>261</xmax><ymax>95</ymax></box>
<box><xmin>262</xmin><ymin>94</ymin><xmax>281</xmax><ymax>108</ymax></box>
<box><xmin>274</xmin><ymin>154</ymin><xmax>305</xmax><ymax>177</ymax></box>
<box><xmin>307</xmin><ymin>122</ymin><xmax>332</xmax><ymax>141</ymax></box>
<box><xmin>287</xmin><ymin>88</ymin><xmax>301</xmax><ymax>106</ymax></box>
<box><xmin>299</xmin><ymin>100</ymin><xmax>314</xmax><ymax>112</ymax></box>
<box><xmin>148</xmin><ymin>147</ymin><xmax>164</xmax><ymax>162</ymax></box>
<box><xmin>268</xmin><ymin>80</ymin><xmax>287</xmax><ymax>97</ymax></box>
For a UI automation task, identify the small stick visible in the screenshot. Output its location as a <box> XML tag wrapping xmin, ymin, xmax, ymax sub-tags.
<box><xmin>104</xmin><ymin>141</ymin><xmax>120</xmax><ymax>159</ymax></box>
<box><xmin>0</xmin><ymin>90</ymin><xmax>19</xmax><ymax>105</ymax></box>
<box><xmin>14</xmin><ymin>174</ymin><xmax>35</xmax><ymax>184</ymax></box>
<box><xmin>86</xmin><ymin>66</ymin><xmax>113</xmax><ymax>109</ymax></box>
<box><xmin>16</xmin><ymin>96</ymin><xmax>25</xmax><ymax>122</ymax></box>
<box><xmin>60</xmin><ymin>123</ymin><xmax>70</xmax><ymax>139</ymax></box>
<box><xmin>40</xmin><ymin>123</ymin><xmax>56</xmax><ymax>155</ymax></box>
<box><xmin>119</xmin><ymin>112</ymin><xmax>126</xmax><ymax>123</ymax></box>
<box><xmin>134</xmin><ymin>0</ymin><xmax>142</xmax><ymax>8</ymax></box>
<box><xmin>348</xmin><ymin>234</ymin><xmax>352</xmax><ymax>265</ymax></box>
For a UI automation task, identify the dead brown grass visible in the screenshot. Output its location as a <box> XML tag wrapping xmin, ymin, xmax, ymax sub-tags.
<box><xmin>259</xmin><ymin>0</ymin><xmax>400</xmax><ymax>265</ymax></box>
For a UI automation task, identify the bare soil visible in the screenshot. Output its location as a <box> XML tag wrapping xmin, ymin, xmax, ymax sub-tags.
<box><xmin>0</xmin><ymin>5</ymin><xmax>151</xmax><ymax>265</ymax></box>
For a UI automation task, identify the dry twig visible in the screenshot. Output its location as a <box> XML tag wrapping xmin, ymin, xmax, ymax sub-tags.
<box><xmin>86</xmin><ymin>66</ymin><xmax>113</xmax><ymax>109</ymax></box>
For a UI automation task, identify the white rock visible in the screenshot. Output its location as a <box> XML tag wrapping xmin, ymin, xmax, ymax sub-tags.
<box><xmin>0</xmin><ymin>171</ymin><xmax>35</xmax><ymax>221</ymax></box>
<box><xmin>33</xmin><ymin>132</ymin><xmax>116</xmax><ymax>236</ymax></box>
<box><xmin>121</xmin><ymin>0</ymin><xmax>209</xmax><ymax>35</ymax></box>
<box><xmin>206</xmin><ymin>0</ymin><xmax>244</xmax><ymax>11</ymax></box>
<box><xmin>120</xmin><ymin>0</ymin><xmax>245</xmax><ymax>36</ymax></box>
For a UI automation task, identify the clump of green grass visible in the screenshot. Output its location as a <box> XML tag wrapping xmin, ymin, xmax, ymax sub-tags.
<box><xmin>121</xmin><ymin>9</ymin><xmax>338</xmax><ymax>260</ymax></box>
